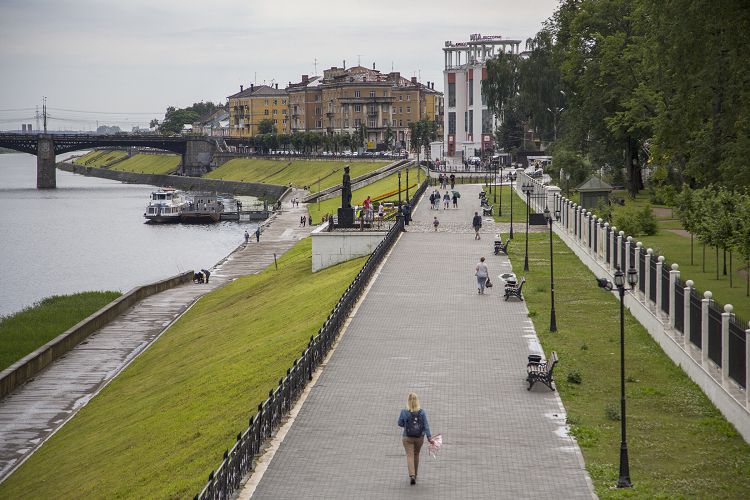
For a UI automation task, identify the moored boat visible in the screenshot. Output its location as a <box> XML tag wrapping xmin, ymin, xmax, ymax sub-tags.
<box><xmin>179</xmin><ymin>192</ymin><xmax>224</xmax><ymax>223</ymax></box>
<box><xmin>144</xmin><ymin>188</ymin><xmax>184</xmax><ymax>223</ymax></box>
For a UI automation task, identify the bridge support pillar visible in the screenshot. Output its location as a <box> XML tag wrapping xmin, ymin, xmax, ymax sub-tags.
<box><xmin>182</xmin><ymin>139</ymin><xmax>215</xmax><ymax>176</ymax></box>
<box><xmin>37</xmin><ymin>136</ymin><xmax>56</xmax><ymax>188</ymax></box>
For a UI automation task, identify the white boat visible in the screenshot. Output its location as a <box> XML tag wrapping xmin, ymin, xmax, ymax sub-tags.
<box><xmin>144</xmin><ymin>188</ymin><xmax>185</xmax><ymax>223</ymax></box>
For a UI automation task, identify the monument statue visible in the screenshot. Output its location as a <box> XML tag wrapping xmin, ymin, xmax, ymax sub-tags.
<box><xmin>337</xmin><ymin>165</ymin><xmax>355</xmax><ymax>226</ymax></box>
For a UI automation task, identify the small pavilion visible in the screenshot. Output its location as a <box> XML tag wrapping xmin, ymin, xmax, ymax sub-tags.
<box><xmin>576</xmin><ymin>176</ymin><xmax>613</xmax><ymax>210</ymax></box>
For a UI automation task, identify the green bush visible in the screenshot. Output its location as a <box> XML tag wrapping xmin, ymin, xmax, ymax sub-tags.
<box><xmin>613</xmin><ymin>204</ymin><xmax>658</xmax><ymax>236</ymax></box>
<box><xmin>649</xmin><ymin>184</ymin><xmax>679</xmax><ymax>206</ymax></box>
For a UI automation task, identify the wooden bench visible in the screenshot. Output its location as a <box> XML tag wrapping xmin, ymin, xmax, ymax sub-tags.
<box><xmin>494</xmin><ymin>239</ymin><xmax>510</xmax><ymax>255</ymax></box>
<box><xmin>482</xmin><ymin>205</ymin><xmax>494</xmax><ymax>216</ymax></box>
<box><xmin>526</xmin><ymin>351</ymin><xmax>558</xmax><ymax>391</ymax></box>
<box><xmin>503</xmin><ymin>276</ymin><xmax>525</xmax><ymax>301</ymax></box>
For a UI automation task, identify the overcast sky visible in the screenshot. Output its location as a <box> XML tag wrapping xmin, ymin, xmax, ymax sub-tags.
<box><xmin>0</xmin><ymin>0</ymin><xmax>559</xmax><ymax>131</ymax></box>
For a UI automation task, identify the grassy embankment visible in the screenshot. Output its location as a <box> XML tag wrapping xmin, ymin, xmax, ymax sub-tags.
<box><xmin>504</xmin><ymin>188</ymin><xmax>750</xmax><ymax>498</ymax></box>
<box><xmin>0</xmin><ymin>238</ymin><xmax>366</xmax><ymax>499</ymax></box>
<box><xmin>204</xmin><ymin>158</ymin><xmax>387</xmax><ymax>192</ymax></box>
<box><xmin>73</xmin><ymin>150</ymin><xmax>128</xmax><ymax>167</ymax></box>
<box><xmin>306</xmin><ymin>170</ymin><xmax>420</xmax><ymax>223</ymax></box>
<box><xmin>108</xmin><ymin>153</ymin><xmax>181</xmax><ymax>175</ymax></box>
<box><xmin>556</xmin><ymin>188</ymin><xmax>748</xmax><ymax>319</ymax></box>
<box><xmin>0</xmin><ymin>292</ymin><xmax>121</xmax><ymax>371</ymax></box>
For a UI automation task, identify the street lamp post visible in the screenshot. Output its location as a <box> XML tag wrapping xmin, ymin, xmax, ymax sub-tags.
<box><xmin>521</xmin><ymin>182</ymin><xmax>534</xmax><ymax>271</ymax></box>
<box><xmin>597</xmin><ymin>265</ymin><xmax>637</xmax><ymax>489</ymax></box>
<box><xmin>509</xmin><ymin>170</ymin><xmax>515</xmax><ymax>239</ymax></box>
<box><xmin>397</xmin><ymin>170</ymin><xmax>402</xmax><ymax>215</ymax></box>
<box><xmin>544</xmin><ymin>207</ymin><xmax>558</xmax><ymax>332</ymax></box>
<box><xmin>499</xmin><ymin>165</ymin><xmax>504</xmax><ymax>216</ymax></box>
<box><xmin>493</xmin><ymin>162</ymin><xmax>497</xmax><ymax>204</ymax></box>
<box><xmin>406</xmin><ymin>166</ymin><xmax>410</xmax><ymax>203</ymax></box>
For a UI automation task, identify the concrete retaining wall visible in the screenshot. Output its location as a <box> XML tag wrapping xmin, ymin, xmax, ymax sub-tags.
<box><xmin>0</xmin><ymin>271</ymin><xmax>193</xmax><ymax>400</ymax></box>
<box><xmin>57</xmin><ymin>162</ymin><xmax>287</xmax><ymax>200</ymax></box>
<box><xmin>311</xmin><ymin>225</ymin><xmax>388</xmax><ymax>272</ymax></box>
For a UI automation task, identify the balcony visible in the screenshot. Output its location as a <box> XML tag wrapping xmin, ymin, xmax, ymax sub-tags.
<box><xmin>338</xmin><ymin>96</ymin><xmax>396</xmax><ymax>105</ymax></box>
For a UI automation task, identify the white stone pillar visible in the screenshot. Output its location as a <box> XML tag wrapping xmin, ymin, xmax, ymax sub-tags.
<box><xmin>670</xmin><ymin>263</ymin><xmax>680</xmax><ymax>328</ymax></box>
<box><xmin>644</xmin><ymin>248</ymin><xmax>653</xmax><ymax>301</ymax></box>
<box><xmin>701</xmin><ymin>291</ymin><xmax>712</xmax><ymax>365</ymax></box>
<box><xmin>625</xmin><ymin>236</ymin><xmax>633</xmax><ymax>271</ymax></box>
<box><xmin>656</xmin><ymin>256</ymin><xmax>665</xmax><ymax>312</ymax></box>
<box><xmin>721</xmin><ymin>304</ymin><xmax>733</xmax><ymax>383</ymax></box>
<box><xmin>617</xmin><ymin>230</ymin><xmax>625</xmax><ymax>271</ymax></box>
<box><xmin>610</xmin><ymin>226</ymin><xmax>617</xmax><ymax>272</ymax></box>
<box><xmin>684</xmin><ymin>280</ymin><xmax>693</xmax><ymax>342</ymax></box>
<box><xmin>603</xmin><ymin>222</ymin><xmax>610</xmax><ymax>263</ymax></box>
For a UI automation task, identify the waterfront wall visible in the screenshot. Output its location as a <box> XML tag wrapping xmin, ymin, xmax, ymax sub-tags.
<box><xmin>57</xmin><ymin>162</ymin><xmax>287</xmax><ymax>200</ymax></box>
<box><xmin>0</xmin><ymin>271</ymin><xmax>194</xmax><ymax>400</ymax></box>
<box><xmin>311</xmin><ymin>225</ymin><xmax>388</xmax><ymax>272</ymax></box>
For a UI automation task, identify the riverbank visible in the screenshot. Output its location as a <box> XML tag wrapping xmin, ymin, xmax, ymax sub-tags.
<box><xmin>57</xmin><ymin>162</ymin><xmax>287</xmax><ymax>200</ymax></box>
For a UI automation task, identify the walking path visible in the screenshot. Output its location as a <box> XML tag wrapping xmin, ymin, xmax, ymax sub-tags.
<box><xmin>245</xmin><ymin>184</ymin><xmax>594</xmax><ymax>498</ymax></box>
<box><xmin>0</xmin><ymin>189</ymin><xmax>311</xmax><ymax>481</ymax></box>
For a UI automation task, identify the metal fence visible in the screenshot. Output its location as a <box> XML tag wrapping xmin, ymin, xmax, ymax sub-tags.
<box><xmin>674</xmin><ymin>280</ymin><xmax>684</xmax><ymax>333</ymax></box>
<box><xmin>660</xmin><ymin>265</ymin><xmax>671</xmax><ymax>315</ymax></box>
<box><xmin>707</xmin><ymin>304</ymin><xmax>722</xmax><ymax>367</ymax></box>
<box><xmin>195</xmin><ymin>181</ymin><xmax>427</xmax><ymax>499</ymax></box>
<box><xmin>689</xmin><ymin>290</ymin><xmax>702</xmax><ymax>348</ymax></box>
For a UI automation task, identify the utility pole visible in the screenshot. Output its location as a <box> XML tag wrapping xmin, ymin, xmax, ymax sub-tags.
<box><xmin>43</xmin><ymin>96</ymin><xmax>47</xmax><ymax>133</ymax></box>
<box><xmin>314</xmin><ymin>58</ymin><xmax>318</xmax><ymax>75</ymax></box>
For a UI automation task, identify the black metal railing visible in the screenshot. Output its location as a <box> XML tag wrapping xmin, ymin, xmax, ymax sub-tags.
<box><xmin>194</xmin><ymin>183</ymin><xmax>429</xmax><ymax>500</ymax></box>
<box><xmin>707</xmin><ymin>304</ymin><xmax>722</xmax><ymax>367</ymax></box>
<box><xmin>674</xmin><ymin>280</ymin><xmax>684</xmax><ymax>334</ymax></box>
<box><xmin>689</xmin><ymin>290</ymin><xmax>703</xmax><ymax>348</ymax></box>
<box><xmin>661</xmin><ymin>265</ymin><xmax>671</xmax><ymax>315</ymax></box>
<box><xmin>638</xmin><ymin>249</ymin><xmax>646</xmax><ymax>294</ymax></box>
<box><xmin>728</xmin><ymin>320</ymin><xmax>746</xmax><ymax>389</ymax></box>
<box><xmin>649</xmin><ymin>258</ymin><xmax>658</xmax><ymax>303</ymax></box>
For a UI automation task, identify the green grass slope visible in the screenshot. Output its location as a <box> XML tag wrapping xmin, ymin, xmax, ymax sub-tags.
<box><xmin>109</xmin><ymin>153</ymin><xmax>181</xmax><ymax>175</ymax></box>
<box><xmin>0</xmin><ymin>292</ymin><xmax>121</xmax><ymax>371</ymax></box>
<box><xmin>508</xmin><ymin>208</ymin><xmax>750</xmax><ymax>497</ymax></box>
<box><xmin>0</xmin><ymin>239</ymin><xmax>365</xmax><ymax>499</ymax></box>
<box><xmin>72</xmin><ymin>150</ymin><xmax>128</xmax><ymax>167</ymax></box>
<box><xmin>205</xmin><ymin>158</ymin><xmax>387</xmax><ymax>191</ymax></box>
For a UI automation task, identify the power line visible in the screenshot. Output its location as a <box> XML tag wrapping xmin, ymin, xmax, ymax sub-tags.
<box><xmin>47</xmin><ymin>107</ymin><xmax>160</xmax><ymax>115</ymax></box>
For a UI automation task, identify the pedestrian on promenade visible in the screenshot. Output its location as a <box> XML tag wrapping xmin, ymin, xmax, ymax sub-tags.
<box><xmin>201</xmin><ymin>269</ymin><xmax>211</xmax><ymax>284</ymax></box>
<box><xmin>377</xmin><ymin>203</ymin><xmax>384</xmax><ymax>228</ymax></box>
<box><xmin>397</xmin><ymin>393</ymin><xmax>434</xmax><ymax>485</ymax></box>
<box><xmin>475</xmin><ymin>257</ymin><xmax>489</xmax><ymax>294</ymax></box>
<box><xmin>433</xmin><ymin>190</ymin><xmax>441</xmax><ymax>210</ymax></box>
<box><xmin>255</xmin><ymin>226</ymin><xmax>261</xmax><ymax>242</ymax></box>
<box><xmin>433</xmin><ymin>216</ymin><xmax>439</xmax><ymax>231</ymax></box>
<box><xmin>443</xmin><ymin>191</ymin><xmax>450</xmax><ymax>210</ymax></box>
<box><xmin>449</xmin><ymin>173</ymin><xmax>456</xmax><ymax>189</ymax></box>
<box><xmin>472</xmin><ymin>211</ymin><xmax>482</xmax><ymax>240</ymax></box>
<box><xmin>429</xmin><ymin>191</ymin><xmax>435</xmax><ymax>210</ymax></box>
<box><xmin>308</xmin><ymin>215</ymin><xmax>312</xmax><ymax>226</ymax></box>
<box><xmin>452</xmin><ymin>192</ymin><xmax>458</xmax><ymax>209</ymax></box>
<box><xmin>244</xmin><ymin>230</ymin><xmax>250</xmax><ymax>244</ymax></box>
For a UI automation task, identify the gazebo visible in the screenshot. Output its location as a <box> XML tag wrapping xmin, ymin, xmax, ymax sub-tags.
<box><xmin>576</xmin><ymin>176</ymin><xmax>613</xmax><ymax>210</ymax></box>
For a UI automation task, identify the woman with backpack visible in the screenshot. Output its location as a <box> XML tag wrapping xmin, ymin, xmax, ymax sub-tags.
<box><xmin>397</xmin><ymin>392</ymin><xmax>434</xmax><ymax>485</ymax></box>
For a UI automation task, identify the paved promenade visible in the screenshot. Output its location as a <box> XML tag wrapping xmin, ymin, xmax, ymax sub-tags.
<box><xmin>247</xmin><ymin>184</ymin><xmax>594</xmax><ymax>499</ymax></box>
<box><xmin>0</xmin><ymin>189</ymin><xmax>311</xmax><ymax>481</ymax></box>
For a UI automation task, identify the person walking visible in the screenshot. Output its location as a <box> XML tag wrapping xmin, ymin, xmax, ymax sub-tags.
<box><xmin>377</xmin><ymin>203</ymin><xmax>385</xmax><ymax>228</ymax></box>
<box><xmin>449</xmin><ymin>173</ymin><xmax>456</xmax><ymax>189</ymax></box>
<box><xmin>475</xmin><ymin>257</ymin><xmax>489</xmax><ymax>294</ymax></box>
<box><xmin>255</xmin><ymin>226</ymin><xmax>261</xmax><ymax>242</ymax></box>
<box><xmin>472</xmin><ymin>211</ymin><xmax>482</xmax><ymax>240</ymax></box>
<box><xmin>433</xmin><ymin>190</ymin><xmax>441</xmax><ymax>210</ymax></box>
<box><xmin>429</xmin><ymin>191</ymin><xmax>435</xmax><ymax>210</ymax></box>
<box><xmin>433</xmin><ymin>216</ymin><xmax>439</xmax><ymax>231</ymax></box>
<box><xmin>397</xmin><ymin>393</ymin><xmax>434</xmax><ymax>485</ymax></box>
<box><xmin>244</xmin><ymin>230</ymin><xmax>250</xmax><ymax>244</ymax></box>
<box><xmin>443</xmin><ymin>191</ymin><xmax>450</xmax><ymax>210</ymax></box>
<box><xmin>452</xmin><ymin>191</ymin><xmax>458</xmax><ymax>209</ymax></box>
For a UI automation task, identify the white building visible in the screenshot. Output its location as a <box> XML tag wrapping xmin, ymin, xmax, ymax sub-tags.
<box><xmin>443</xmin><ymin>34</ymin><xmax>522</xmax><ymax>158</ymax></box>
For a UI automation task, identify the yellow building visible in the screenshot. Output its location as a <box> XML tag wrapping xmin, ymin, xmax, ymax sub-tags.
<box><xmin>227</xmin><ymin>84</ymin><xmax>289</xmax><ymax>137</ymax></box>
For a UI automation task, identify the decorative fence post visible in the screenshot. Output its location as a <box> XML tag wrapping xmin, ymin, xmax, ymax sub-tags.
<box><xmin>610</xmin><ymin>226</ymin><xmax>617</xmax><ymax>272</ymax></box>
<box><xmin>603</xmin><ymin>222</ymin><xmax>610</xmax><ymax>262</ymax></box>
<box><xmin>656</xmin><ymin>256</ymin><xmax>665</xmax><ymax>312</ymax></box>
<box><xmin>721</xmin><ymin>304</ymin><xmax>732</xmax><ymax>384</ymax></box>
<box><xmin>684</xmin><ymin>280</ymin><xmax>693</xmax><ymax>342</ymax></box>
<box><xmin>669</xmin><ymin>264</ymin><xmax>680</xmax><ymax>328</ymax></box>
<box><xmin>701</xmin><ymin>291</ymin><xmax>712</xmax><ymax>365</ymax></box>
<box><xmin>625</xmin><ymin>236</ymin><xmax>633</xmax><ymax>271</ymax></box>
<box><xmin>645</xmin><ymin>248</ymin><xmax>652</xmax><ymax>301</ymax></box>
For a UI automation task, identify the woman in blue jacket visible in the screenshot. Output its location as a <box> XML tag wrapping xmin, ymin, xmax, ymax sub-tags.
<box><xmin>397</xmin><ymin>392</ymin><xmax>434</xmax><ymax>485</ymax></box>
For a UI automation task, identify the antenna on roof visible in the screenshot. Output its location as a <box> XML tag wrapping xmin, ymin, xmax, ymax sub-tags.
<box><xmin>314</xmin><ymin>57</ymin><xmax>318</xmax><ymax>75</ymax></box>
<box><xmin>357</xmin><ymin>54</ymin><xmax>362</xmax><ymax>66</ymax></box>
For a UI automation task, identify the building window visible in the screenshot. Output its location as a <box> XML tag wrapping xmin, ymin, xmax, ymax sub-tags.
<box><xmin>383</xmin><ymin>91</ymin><xmax>388</xmax><ymax>97</ymax></box>
<box><xmin>355</xmin><ymin>90</ymin><xmax>361</xmax><ymax>98</ymax></box>
<box><xmin>355</xmin><ymin>118</ymin><xmax>361</xmax><ymax>127</ymax></box>
<box><xmin>369</xmin><ymin>91</ymin><xmax>375</xmax><ymax>97</ymax></box>
<box><xmin>369</xmin><ymin>104</ymin><xmax>376</xmax><ymax>113</ymax></box>
<box><xmin>448</xmin><ymin>112</ymin><xmax>456</xmax><ymax>134</ymax></box>
<box><xmin>316</xmin><ymin>120</ymin><xmax>322</xmax><ymax>128</ymax></box>
<box><xmin>283</xmin><ymin>118</ymin><xmax>287</xmax><ymax>124</ymax></box>
<box><xmin>448</xmin><ymin>83</ymin><xmax>455</xmax><ymax>107</ymax></box>
<box><xmin>354</xmin><ymin>104</ymin><xmax>362</xmax><ymax>112</ymax></box>
<box><xmin>342</xmin><ymin>104</ymin><xmax>348</xmax><ymax>114</ymax></box>
<box><xmin>468</xmin><ymin>80</ymin><xmax>473</xmax><ymax>106</ymax></box>
<box><xmin>274</xmin><ymin>119</ymin><xmax>278</xmax><ymax>125</ymax></box>
<box><xmin>383</xmin><ymin>119</ymin><xmax>389</xmax><ymax>127</ymax></box>
<box><xmin>406</xmin><ymin>95</ymin><xmax>410</xmax><ymax>101</ymax></box>
<box><xmin>399</xmin><ymin>107</ymin><xmax>403</xmax><ymax>113</ymax></box>
<box><xmin>344</xmin><ymin>119</ymin><xmax>349</xmax><ymax>128</ymax></box>
<box><xmin>468</xmin><ymin>109</ymin><xmax>473</xmax><ymax>134</ymax></box>
<box><xmin>406</xmin><ymin>106</ymin><xmax>410</xmax><ymax>113</ymax></box>
<box><xmin>273</xmin><ymin>99</ymin><xmax>278</xmax><ymax>105</ymax></box>
<box><xmin>264</xmin><ymin>109</ymin><xmax>269</xmax><ymax>115</ymax></box>
<box><xmin>464</xmin><ymin>111</ymin><xmax>468</xmax><ymax>132</ymax></box>
<box><xmin>399</xmin><ymin>119</ymin><xmax>403</xmax><ymax>126</ymax></box>
<box><xmin>482</xmin><ymin>109</ymin><xmax>492</xmax><ymax>134</ymax></box>
<box><xmin>265</xmin><ymin>99</ymin><xmax>269</xmax><ymax>105</ymax></box>
<box><xmin>315</xmin><ymin>107</ymin><xmax>321</xmax><ymax>115</ymax></box>
<box><xmin>293</xmin><ymin>105</ymin><xmax>298</xmax><ymax>114</ymax></box>
<box><xmin>273</xmin><ymin>109</ymin><xmax>278</xmax><ymax>115</ymax></box>
<box><xmin>369</xmin><ymin>119</ymin><xmax>376</xmax><ymax>127</ymax></box>
<box><xmin>282</xmin><ymin>99</ymin><xmax>287</xmax><ymax>105</ymax></box>
<box><xmin>282</xmin><ymin>109</ymin><xmax>287</xmax><ymax>115</ymax></box>
<box><xmin>481</xmin><ymin>89</ymin><xmax>487</xmax><ymax>106</ymax></box>
<box><xmin>399</xmin><ymin>95</ymin><xmax>403</xmax><ymax>101</ymax></box>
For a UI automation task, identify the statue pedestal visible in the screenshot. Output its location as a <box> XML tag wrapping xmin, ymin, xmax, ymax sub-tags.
<box><xmin>337</xmin><ymin>207</ymin><xmax>355</xmax><ymax>227</ymax></box>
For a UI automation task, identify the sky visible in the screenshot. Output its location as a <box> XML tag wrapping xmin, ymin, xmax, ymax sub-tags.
<box><xmin>0</xmin><ymin>0</ymin><xmax>560</xmax><ymax>131</ymax></box>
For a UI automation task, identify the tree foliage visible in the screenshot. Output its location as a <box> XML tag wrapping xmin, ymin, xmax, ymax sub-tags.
<box><xmin>157</xmin><ymin>102</ymin><xmax>221</xmax><ymax>135</ymax></box>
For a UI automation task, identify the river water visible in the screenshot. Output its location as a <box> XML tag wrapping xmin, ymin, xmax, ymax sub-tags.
<box><xmin>0</xmin><ymin>153</ymin><xmax>257</xmax><ymax>317</ymax></box>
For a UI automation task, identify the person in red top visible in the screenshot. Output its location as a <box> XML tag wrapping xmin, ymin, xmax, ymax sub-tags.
<box><xmin>363</xmin><ymin>196</ymin><xmax>373</xmax><ymax>223</ymax></box>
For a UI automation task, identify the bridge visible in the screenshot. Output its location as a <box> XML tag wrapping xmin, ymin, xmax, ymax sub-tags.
<box><xmin>0</xmin><ymin>133</ymin><xmax>217</xmax><ymax>188</ymax></box>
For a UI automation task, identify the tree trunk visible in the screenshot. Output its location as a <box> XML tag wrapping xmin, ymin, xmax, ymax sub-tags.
<box><xmin>723</xmin><ymin>248</ymin><xmax>727</xmax><ymax>276</ymax></box>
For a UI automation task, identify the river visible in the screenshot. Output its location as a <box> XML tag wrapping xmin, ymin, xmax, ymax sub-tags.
<box><xmin>0</xmin><ymin>153</ymin><xmax>257</xmax><ymax>317</ymax></box>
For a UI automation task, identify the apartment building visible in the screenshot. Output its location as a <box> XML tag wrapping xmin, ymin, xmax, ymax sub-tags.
<box><xmin>286</xmin><ymin>65</ymin><xmax>443</xmax><ymax>149</ymax></box>
<box><xmin>442</xmin><ymin>34</ymin><xmax>522</xmax><ymax>157</ymax></box>
<box><xmin>227</xmin><ymin>84</ymin><xmax>289</xmax><ymax>137</ymax></box>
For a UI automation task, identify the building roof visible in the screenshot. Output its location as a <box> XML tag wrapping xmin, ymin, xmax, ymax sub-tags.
<box><xmin>227</xmin><ymin>84</ymin><xmax>287</xmax><ymax>99</ymax></box>
<box><xmin>576</xmin><ymin>176</ymin><xmax>613</xmax><ymax>192</ymax></box>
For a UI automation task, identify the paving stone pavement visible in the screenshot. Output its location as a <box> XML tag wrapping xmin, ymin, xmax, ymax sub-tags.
<box><xmin>0</xmin><ymin>188</ymin><xmax>312</xmax><ymax>481</ymax></box>
<box><xmin>249</xmin><ymin>184</ymin><xmax>594</xmax><ymax>499</ymax></box>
